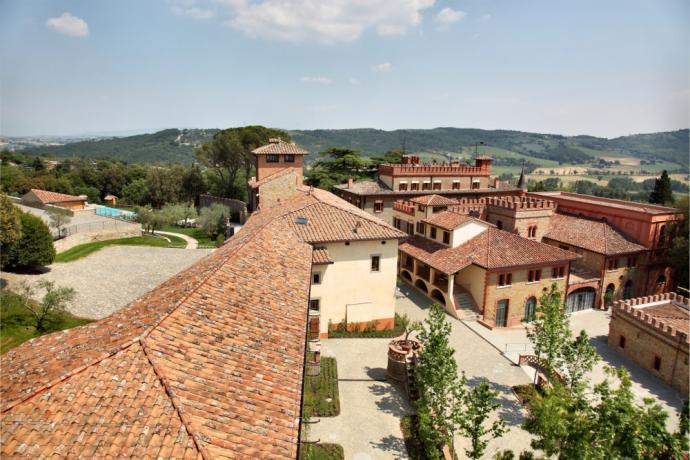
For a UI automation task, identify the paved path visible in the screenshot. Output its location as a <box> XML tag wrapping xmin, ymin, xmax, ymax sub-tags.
<box><xmin>393</xmin><ymin>285</ymin><xmax>534</xmax><ymax>458</ymax></box>
<box><xmin>155</xmin><ymin>230</ymin><xmax>198</xmax><ymax>249</ymax></box>
<box><xmin>309</xmin><ymin>339</ymin><xmax>412</xmax><ymax>459</ymax></box>
<box><xmin>465</xmin><ymin>308</ymin><xmax>684</xmax><ymax>430</ymax></box>
<box><xmin>1</xmin><ymin>246</ymin><xmax>213</xmax><ymax>319</ymax></box>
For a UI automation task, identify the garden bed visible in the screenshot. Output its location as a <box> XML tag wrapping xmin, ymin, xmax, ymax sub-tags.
<box><xmin>512</xmin><ymin>384</ymin><xmax>539</xmax><ymax>408</ymax></box>
<box><xmin>327</xmin><ymin>314</ymin><xmax>406</xmax><ymax>338</ymax></box>
<box><xmin>303</xmin><ymin>357</ymin><xmax>340</xmax><ymax>417</ymax></box>
<box><xmin>299</xmin><ymin>443</ymin><xmax>344</xmax><ymax>460</ymax></box>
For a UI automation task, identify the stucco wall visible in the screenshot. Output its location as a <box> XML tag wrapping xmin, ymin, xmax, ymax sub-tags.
<box><xmin>451</xmin><ymin>221</ymin><xmax>488</xmax><ymax>247</ymax></box>
<box><xmin>455</xmin><ymin>264</ymin><xmax>486</xmax><ymax>309</ymax></box>
<box><xmin>310</xmin><ymin>239</ymin><xmax>399</xmax><ymax>336</ymax></box>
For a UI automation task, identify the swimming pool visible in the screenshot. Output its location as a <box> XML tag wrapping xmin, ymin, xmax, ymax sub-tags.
<box><xmin>95</xmin><ymin>206</ymin><xmax>137</xmax><ymax>220</ymax></box>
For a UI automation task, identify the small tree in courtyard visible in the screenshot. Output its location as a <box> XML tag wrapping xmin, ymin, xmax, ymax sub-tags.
<box><xmin>198</xmin><ymin>203</ymin><xmax>230</xmax><ymax>238</ymax></box>
<box><xmin>47</xmin><ymin>208</ymin><xmax>71</xmax><ymax>238</ymax></box>
<box><xmin>414</xmin><ymin>303</ymin><xmax>466</xmax><ymax>459</ymax></box>
<box><xmin>3</xmin><ymin>211</ymin><xmax>55</xmax><ymax>269</ymax></box>
<box><xmin>459</xmin><ymin>380</ymin><xmax>506</xmax><ymax>459</ymax></box>
<box><xmin>18</xmin><ymin>280</ymin><xmax>76</xmax><ymax>332</ymax></box>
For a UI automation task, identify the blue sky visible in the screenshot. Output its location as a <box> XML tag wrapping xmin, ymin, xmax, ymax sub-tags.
<box><xmin>1</xmin><ymin>0</ymin><xmax>688</xmax><ymax>137</ymax></box>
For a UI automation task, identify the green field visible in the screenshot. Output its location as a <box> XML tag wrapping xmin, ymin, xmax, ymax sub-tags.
<box><xmin>0</xmin><ymin>290</ymin><xmax>92</xmax><ymax>353</ymax></box>
<box><xmin>160</xmin><ymin>225</ymin><xmax>216</xmax><ymax>247</ymax></box>
<box><xmin>55</xmin><ymin>234</ymin><xmax>187</xmax><ymax>263</ymax></box>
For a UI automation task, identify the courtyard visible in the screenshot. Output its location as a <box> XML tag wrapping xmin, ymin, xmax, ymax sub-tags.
<box><xmin>1</xmin><ymin>245</ymin><xmax>213</xmax><ymax>319</ymax></box>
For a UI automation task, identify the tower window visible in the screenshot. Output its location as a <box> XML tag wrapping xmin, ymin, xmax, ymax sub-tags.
<box><xmin>284</xmin><ymin>154</ymin><xmax>295</xmax><ymax>163</ymax></box>
<box><xmin>371</xmin><ymin>255</ymin><xmax>381</xmax><ymax>272</ymax></box>
<box><xmin>266</xmin><ymin>154</ymin><xmax>279</xmax><ymax>163</ymax></box>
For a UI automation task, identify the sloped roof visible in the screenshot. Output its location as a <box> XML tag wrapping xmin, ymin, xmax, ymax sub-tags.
<box><xmin>1</xmin><ymin>201</ymin><xmax>314</xmax><ymax>458</ymax></box>
<box><xmin>545</xmin><ymin>213</ymin><xmax>647</xmax><ymax>255</ymax></box>
<box><xmin>400</xmin><ymin>227</ymin><xmax>578</xmax><ymax>274</ymax></box>
<box><xmin>252</xmin><ymin>138</ymin><xmax>308</xmax><ymax>155</ymax></box>
<box><xmin>312</xmin><ymin>247</ymin><xmax>334</xmax><ymax>265</ymax></box>
<box><xmin>26</xmin><ymin>189</ymin><xmax>85</xmax><ymax>204</ymax></box>
<box><xmin>422</xmin><ymin>211</ymin><xmax>483</xmax><ymax>231</ymax></box>
<box><xmin>410</xmin><ymin>194</ymin><xmax>459</xmax><ymax>206</ymax></box>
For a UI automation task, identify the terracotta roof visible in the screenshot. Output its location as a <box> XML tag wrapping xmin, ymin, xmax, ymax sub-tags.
<box><xmin>248</xmin><ymin>167</ymin><xmax>295</xmax><ymax>189</ymax></box>
<box><xmin>1</xmin><ymin>202</ymin><xmax>314</xmax><ymax>458</ymax></box>
<box><xmin>312</xmin><ymin>247</ymin><xmax>334</xmax><ymax>265</ymax></box>
<box><xmin>409</xmin><ymin>195</ymin><xmax>459</xmax><ymax>206</ymax></box>
<box><xmin>545</xmin><ymin>213</ymin><xmax>646</xmax><ymax>255</ymax></box>
<box><xmin>422</xmin><ymin>211</ymin><xmax>479</xmax><ymax>231</ymax></box>
<box><xmin>252</xmin><ymin>138</ymin><xmax>308</xmax><ymax>155</ymax></box>
<box><xmin>334</xmin><ymin>179</ymin><xmax>519</xmax><ymax>196</ymax></box>
<box><xmin>400</xmin><ymin>228</ymin><xmax>578</xmax><ymax>274</ymax></box>
<box><xmin>532</xmin><ymin>192</ymin><xmax>679</xmax><ymax>215</ymax></box>
<box><xmin>104</xmin><ymin>193</ymin><xmax>117</xmax><ymax>200</ymax></box>
<box><xmin>26</xmin><ymin>189</ymin><xmax>85</xmax><ymax>204</ymax></box>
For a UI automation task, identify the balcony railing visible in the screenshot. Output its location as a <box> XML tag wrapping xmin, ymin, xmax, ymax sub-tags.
<box><xmin>393</xmin><ymin>201</ymin><xmax>415</xmax><ymax>216</ymax></box>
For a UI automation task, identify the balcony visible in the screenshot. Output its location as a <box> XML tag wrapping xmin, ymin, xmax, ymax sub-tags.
<box><xmin>393</xmin><ymin>201</ymin><xmax>415</xmax><ymax>216</ymax></box>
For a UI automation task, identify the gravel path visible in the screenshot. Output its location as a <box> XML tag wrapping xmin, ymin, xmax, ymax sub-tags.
<box><xmin>1</xmin><ymin>246</ymin><xmax>213</xmax><ymax>319</ymax></box>
<box><xmin>156</xmin><ymin>231</ymin><xmax>198</xmax><ymax>249</ymax></box>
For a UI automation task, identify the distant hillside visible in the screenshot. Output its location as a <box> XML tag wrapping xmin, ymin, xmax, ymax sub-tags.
<box><xmin>17</xmin><ymin>127</ymin><xmax>689</xmax><ymax>168</ymax></box>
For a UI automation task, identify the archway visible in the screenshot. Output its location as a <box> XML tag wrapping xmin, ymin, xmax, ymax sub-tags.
<box><xmin>654</xmin><ymin>274</ymin><xmax>667</xmax><ymax>294</ymax></box>
<box><xmin>401</xmin><ymin>270</ymin><xmax>412</xmax><ymax>281</ymax></box>
<box><xmin>566</xmin><ymin>287</ymin><xmax>596</xmax><ymax>313</ymax></box>
<box><xmin>430</xmin><ymin>289</ymin><xmax>445</xmax><ymax>305</ymax></box>
<box><xmin>524</xmin><ymin>296</ymin><xmax>537</xmax><ymax>322</ymax></box>
<box><xmin>623</xmin><ymin>280</ymin><xmax>633</xmax><ymax>299</ymax></box>
<box><xmin>604</xmin><ymin>283</ymin><xmax>616</xmax><ymax>307</ymax></box>
<box><xmin>414</xmin><ymin>279</ymin><xmax>428</xmax><ymax>293</ymax></box>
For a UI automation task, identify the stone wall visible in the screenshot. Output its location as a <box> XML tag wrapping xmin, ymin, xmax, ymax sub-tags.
<box><xmin>54</xmin><ymin>222</ymin><xmax>142</xmax><ymax>253</ymax></box>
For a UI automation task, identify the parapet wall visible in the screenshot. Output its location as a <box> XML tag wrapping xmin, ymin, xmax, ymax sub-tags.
<box><xmin>486</xmin><ymin>196</ymin><xmax>556</xmax><ymax>211</ymax></box>
<box><xmin>612</xmin><ymin>293</ymin><xmax>689</xmax><ymax>344</ymax></box>
<box><xmin>379</xmin><ymin>164</ymin><xmax>489</xmax><ymax>177</ymax></box>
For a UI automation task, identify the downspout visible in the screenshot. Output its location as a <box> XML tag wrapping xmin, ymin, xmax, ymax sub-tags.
<box><xmin>296</xmin><ymin>265</ymin><xmax>314</xmax><ymax>458</ymax></box>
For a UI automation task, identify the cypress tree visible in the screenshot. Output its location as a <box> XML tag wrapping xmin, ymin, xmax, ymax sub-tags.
<box><xmin>649</xmin><ymin>170</ymin><xmax>674</xmax><ymax>204</ymax></box>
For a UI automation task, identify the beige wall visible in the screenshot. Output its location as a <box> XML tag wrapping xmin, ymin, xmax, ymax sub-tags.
<box><xmin>256</xmin><ymin>170</ymin><xmax>299</xmax><ymax>209</ymax></box>
<box><xmin>455</xmin><ymin>264</ymin><xmax>486</xmax><ymax>309</ymax></box>
<box><xmin>451</xmin><ymin>221</ymin><xmax>488</xmax><ymax>247</ymax></box>
<box><xmin>310</xmin><ymin>239</ymin><xmax>399</xmax><ymax>336</ymax></box>
<box><xmin>391</xmin><ymin>176</ymin><xmax>488</xmax><ymax>191</ymax></box>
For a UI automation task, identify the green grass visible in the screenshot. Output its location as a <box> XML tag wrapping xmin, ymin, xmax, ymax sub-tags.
<box><xmin>54</xmin><ymin>234</ymin><xmax>187</xmax><ymax>263</ymax></box>
<box><xmin>299</xmin><ymin>443</ymin><xmax>344</xmax><ymax>460</ymax></box>
<box><xmin>0</xmin><ymin>290</ymin><xmax>93</xmax><ymax>353</ymax></box>
<box><xmin>303</xmin><ymin>357</ymin><xmax>340</xmax><ymax>417</ymax></box>
<box><xmin>327</xmin><ymin>313</ymin><xmax>406</xmax><ymax>338</ymax></box>
<box><xmin>160</xmin><ymin>225</ymin><xmax>216</xmax><ymax>247</ymax></box>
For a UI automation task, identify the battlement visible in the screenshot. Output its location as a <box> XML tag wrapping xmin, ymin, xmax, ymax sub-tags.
<box><xmin>379</xmin><ymin>163</ymin><xmax>490</xmax><ymax>177</ymax></box>
<box><xmin>486</xmin><ymin>196</ymin><xmax>557</xmax><ymax>211</ymax></box>
<box><xmin>613</xmin><ymin>293</ymin><xmax>690</xmax><ymax>344</ymax></box>
<box><xmin>447</xmin><ymin>198</ymin><xmax>488</xmax><ymax>217</ymax></box>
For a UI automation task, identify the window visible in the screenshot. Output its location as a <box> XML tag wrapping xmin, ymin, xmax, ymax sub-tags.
<box><xmin>528</xmin><ymin>226</ymin><xmax>537</xmax><ymax>238</ymax></box>
<box><xmin>471</xmin><ymin>181</ymin><xmax>480</xmax><ymax>190</ymax></box>
<box><xmin>524</xmin><ymin>297</ymin><xmax>537</xmax><ymax>322</ymax></box>
<box><xmin>371</xmin><ymin>255</ymin><xmax>380</xmax><ymax>272</ymax></box>
<box><xmin>528</xmin><ymin>270</ymin><xmax>541</xmax><ymax>282</ymax></box>
<box><xmin>284</xmin><ymin>154</ymin><xmax>295</xmax><ymax>163</ymax></box>
<box><xmin>627</xmin><ymin>256</ymin><xmax>637</xmax><ymax>268</ymax></box>
<box><xmin>653</xmin><ymin>355</ymin><xmax>661</xmax><ymax>371</ymax></box>
<box><xmin>430</xmin><ymin>227</ymin><xmax>437</xmax><ymax>239</ymax></box>
<box><xmin>452</xmin><ymin>181</ymin><xmax>460</xmax><ymax>190</ymax></box>
<box><xmin>498</xmin><ymin>273</ymin><xmax>512</xmax><ymax>287</ymax></box>
<box><xmin>393</xmin><ymin>217</ymin><xmax>401</xmax><ymax>230</ymax></box>
<box><xmin>312</xmin><ymin>272</ymin><xmax>321</xmax><ymax>284</ymax></box>
<box><xmin>623</xmin><ymin>280</ymin><xmax>633</xmax><ymax>299</ymax></box>
<box><xmin>619</xmin><ymin>335</ymin><xmax>626</xmax><ymax>348</ymax></box>
<box><xmin>416</xmin><ymin>222</ymin><xmax>426</xmax><ymax>235</ymax></box>
<box><xmin>496</xmin><ymin>220</ymin><xmax>503</xmax><ymax>230</ymax></box>
<box><xmin>309</xmin><ymin>299</ymin><xmax>320</xmax><ymax>313</ymax></box>
<box><xmin>374</xmin><ymin>201</ymin><xmax>384</xmax><ymax>213</ymax></box>
<box><xmin>607</xmin><ymin>259</ymin><xmax>619</xmax><ymax>270</ymax></box>
<box><xmin>551</xmin><ymin>266</ymin><xmax>565</xmax><ymax>278</ymax></box>
<box><xmin>406</xmin><ymin>222</ymin><xmax>414</xmax><ymax>235</ymax></box>
<box><xmin>399</xmin><ymin>183</ymin><xmax>408</xmax><ymax>191</ymax></box>
<box><xmin>422</xmin><ymin>182</ymin><xmax>431</xmax><ymax>191</ymax></box>
<box><xmin>418</xmin><ymin>205</ymin><xmax>426</xmax><ymax>212</ymax></box>
<box><xmin>433</xmin><ymin>181</ymin><xmax>442</xmax><ymax>190</ymax></box>
<box><xmin>411</xmin><ymin>182</ymin><xmax>419</xmax><ymax>191</ymax></box>
<box><xmin>266</xmin><ymin>154</ymin><xmax>279</xmax><ymax>163</ymax></box>
<box><xmin>443</xmin><ymin>231</ymin><xmax>450</xmax><ymax>244</ymax></box>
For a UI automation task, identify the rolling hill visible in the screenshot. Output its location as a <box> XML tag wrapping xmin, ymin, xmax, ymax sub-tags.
<box><xmin>17</xmin><ymin>127</ymin><xmax>689</xmax><ymax>170</ymax></box>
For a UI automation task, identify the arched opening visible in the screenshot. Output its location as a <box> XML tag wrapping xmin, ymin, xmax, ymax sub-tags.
<box><xmin>401</xmin><ymin>270</ymin><xmax>412</xmax><ymax>281</ymax></box>
<box><xmin>658</xmin><ymin>225</ymin><xmax>666</xmax><ymax>245</ymax></box>
<box><xmin>623</xmin><ymin>280</ymin><xmax>633</xmax><ymax>299</ymax></box>
<box><xmin>496</xmin><ymin>220</ymin><xmax>503</xmax><ymax>230</ymax></box>
<box><xmin>654</xmin><ymin>274</ymin><xmax>667</xmax><ymax>294</ymax></box>
<box><xmin>524</xmin><ymin>296</ymin><xmax>537</xmax><ymax>322</ymax></box>
<box><xmin>414</xmin><ymin>279</ymin><xmax>428</xmax><ymax>293</ymax></box>
<box><xmin>604</xmin><ymin>283</ymin><xmax>616</xmax><ymax>307</ymax></box>
<box><xmin>566</xmin><ymin>287</ymin><xmax>597</xmax><ymax>313</ymax></box>
<box><xmin>430</xmin><ymin>289</ymin><xmax>445</xmax><ymax>305</ymax></box>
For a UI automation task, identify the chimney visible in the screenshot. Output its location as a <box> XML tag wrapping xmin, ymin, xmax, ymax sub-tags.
<box><xmin>347</xmin><ymin>176</ymin><xmax>354</xmax><ymax>189</ymax></box>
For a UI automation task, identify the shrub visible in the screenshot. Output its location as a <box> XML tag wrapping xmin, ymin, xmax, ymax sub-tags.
<box><xmin>198</xmin><ymin>203</ymin><xmax>230</xmax><ymax>238</ymax></box>
<box><xmin>3</xmin><ymin>211</ymin><xmax>55</xmax><ymax>269</ymax></box>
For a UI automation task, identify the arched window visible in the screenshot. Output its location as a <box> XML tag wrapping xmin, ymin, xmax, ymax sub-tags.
<box><xmin>604</xmin><ymin>283</ymin><xmax>615</xmax><ymax>306</ymax></box>
<box><xmin>527</xmin><ymin>226</ymin><xmax>538</xmax><ymax>238</ymax></box>
<box><xmin>496</xmin><ymin>220</ymin><xmax>503</xmax><ymax>230</ymax></box>
<box><xmin>623</xmin><ymin>280</ymin><xmax>633</xmax><ymax>299</ymax></box>
<box><xmin>656</xmin><ymin>274</ymin><xmax>667</xmax><ymax>285</ymax></box>
<box><xmin>658</xmin><ymin>225</ymin><xmax>666</xmax><ymax>244</ymax></box>
<box><xmin>524</xmin><ymin>297</ymin><xmax>537</xmax><ymax>322</ymax></box>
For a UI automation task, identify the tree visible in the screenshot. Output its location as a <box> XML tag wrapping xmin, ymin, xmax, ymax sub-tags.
<box><xmin>560</xmin><ymin>330</ymin><xmax>599</xmax><ymax>390</ymax></box>
<box><xmin>306</xmin><ymin>148</ymin><xmax>372</xmax><ymax>190</ymax></box>
<box><xmin>135</xmin><ymin>206</ymin><xmax>168</xmax><ymax>234</ymax></box>
<box><xmin>122</xmin><ymin>178</ymin><xmax>148</xmax><ymax>206</ymax></box>
<box><xmin>47</xmin><ymin>208</ymin><xmax>71</xmax><ymax>239</ymax></box>
<box><xmin>459</xmin><ymin>381</ymin><xmax>506</xmax><ymax>459</ymax></box>
<box><xmin>146</xmin><ymin>166</ymin><xmax>184</xmax><ymax>208</ymax></box>
<box><xmin>667</xmin><ymin>195</ymin><xmax>689</xmax><ymax>291</ymax></box>
<box><xmin>197</xmin><ymin>204</ymin><xmax>230</xmax><ymax>238</ymax></box>
<box><xmin>3</xmin><ymin>211</ymin><xmax>55</xmax><ymax>269</ymax></box>
<box><xmin>161</xmin><ymin>202</ymin><xmax>197</xmax><ymax>227</ymax></box>
<box><xmin>371</xmin><ymin>149</ymin><xmax>404</xmax><ymax>166</ymax></box>
<box><xmin>181</xmin><ymin>164</ymin><xmax>207</xmax><ymax>202</ymax></box>
<box><xmin>18</xmin><ymin>280</ymin><xmax>76</xmax><ymax>332</ymax></box>
<box><xmin>0</xmin><ymin>194</ymin><xmax>21</xmax><ymax>248</ymax></box>
<box><xmin>414</xmin><ymin>303</ymin><xmax>466</xmax><ymax>459</ymax></box>
<box><xmin>649</xmin><ymin>170</ymin><xmax>674</xmax><ymax>204</ymax></box>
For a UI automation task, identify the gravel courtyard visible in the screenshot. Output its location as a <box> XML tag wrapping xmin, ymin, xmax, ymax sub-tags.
<box><xmin>1</xmin><ymin>246</ymin><xmax>213</xmax><ymax>319</ymax></box>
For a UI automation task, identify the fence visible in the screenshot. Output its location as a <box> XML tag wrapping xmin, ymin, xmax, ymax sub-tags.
<box><xmin>54</xmin><ymin>220</ymin><xmax>140</xmax><ymax>239</ymax></box>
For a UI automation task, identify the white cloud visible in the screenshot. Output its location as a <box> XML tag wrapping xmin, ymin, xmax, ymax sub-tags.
<box><xmin>434</xmin><ymin>7</ymin><xmax>466</xmax><ymax>25</ymax></box>
<box><xmin>45</xmin><ymin>12</ymin><xmax>89</xmax><ymax>38</ymax></box>
<box><xmin>224</xmin><ymin>0</ymin><xmax>435</xmax><ymax>44</ymax></box>
<box><xmin>173</xmin><ymin>6</ymin><xmax>215</xmax><ymax>19</ymax></box>
<box><xmin>300</xmin><ymin>76</ymin><xmax>333</xmax><ymax>84</ymax></box>
<box><xmin>372</xmin><ymin>62</ymin><xmax>393</xmax><ymax>73</ymax></box>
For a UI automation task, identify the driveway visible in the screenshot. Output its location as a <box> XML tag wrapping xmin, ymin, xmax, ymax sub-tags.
<box><xmin>308</xmin><ymin>338</ymin><xmax>412</xmax><ymax>459</ymax></box>
<box><xmin>1</xmin><ymin>246</ymin><xmax>213</xmax><ymax>319</ymax></box>
<box><xmin>396</xmin><ymin>284</ymin><xmax>534</xmax><ymax>458</ymax></box>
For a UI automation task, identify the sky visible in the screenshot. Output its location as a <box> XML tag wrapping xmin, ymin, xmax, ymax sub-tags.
<box><xmin>0</xmin><ymin>0</ymin><xmax>688</xmax><ymax>138</ymax></box>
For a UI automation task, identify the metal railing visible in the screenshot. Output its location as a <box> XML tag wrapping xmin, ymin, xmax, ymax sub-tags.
<box><xmin>53</xmin><ymin>220</ymin><xmax>140</xmax><ymax>240</ymax></box>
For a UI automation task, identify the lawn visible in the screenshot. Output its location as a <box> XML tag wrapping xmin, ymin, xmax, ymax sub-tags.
<box><xmin>303</xmin><ymin>357</ymin><xmax>340</xmax><ymax>417</ymax></box>
<box><xmin>327</xmin><ymin>313</ymin><xmax>406</xmax><ymax>338</ymax></box>
<box><xmin>299</xmin><ymin>443</ymin><xmax>344</xmax><ymax>460</ymax></box>
<box><xmin>55</xmin><ymin>234</ymin><xmax>187</xmax><ymax>263</ymax></box>
<box><xmin>160</xmin><ymin>225</ymin><xmax>216</xmax><ymax>247</ymax></box>
<box><xmin>0</xmin><ymin>290</ymin><xmax>92</xmax><ymax>354</ymax></box>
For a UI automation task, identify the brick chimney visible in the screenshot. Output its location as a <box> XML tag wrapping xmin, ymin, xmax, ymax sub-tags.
<box><xmin>347</xmin><ymin>176</ymin><xmax>354</xmax><ymax>188</ymax></box>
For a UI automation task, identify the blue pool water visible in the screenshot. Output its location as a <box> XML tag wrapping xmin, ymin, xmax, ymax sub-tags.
<box><xmin>95</xmin><ymin>206</ymin><xmax>136</xmax><ymax>220</ymax></box>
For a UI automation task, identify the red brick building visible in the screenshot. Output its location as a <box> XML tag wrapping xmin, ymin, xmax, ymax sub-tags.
<box><xmin>608</xmin><ymin>293</ymin><xmax>689</xmax><ymax>395</ymax></box>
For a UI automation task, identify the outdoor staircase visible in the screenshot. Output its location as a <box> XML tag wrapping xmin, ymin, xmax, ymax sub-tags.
<box><xmin>454</xmin><ymin>290</ymin><xmax>480</xmax><ymax>322</ymax></box>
